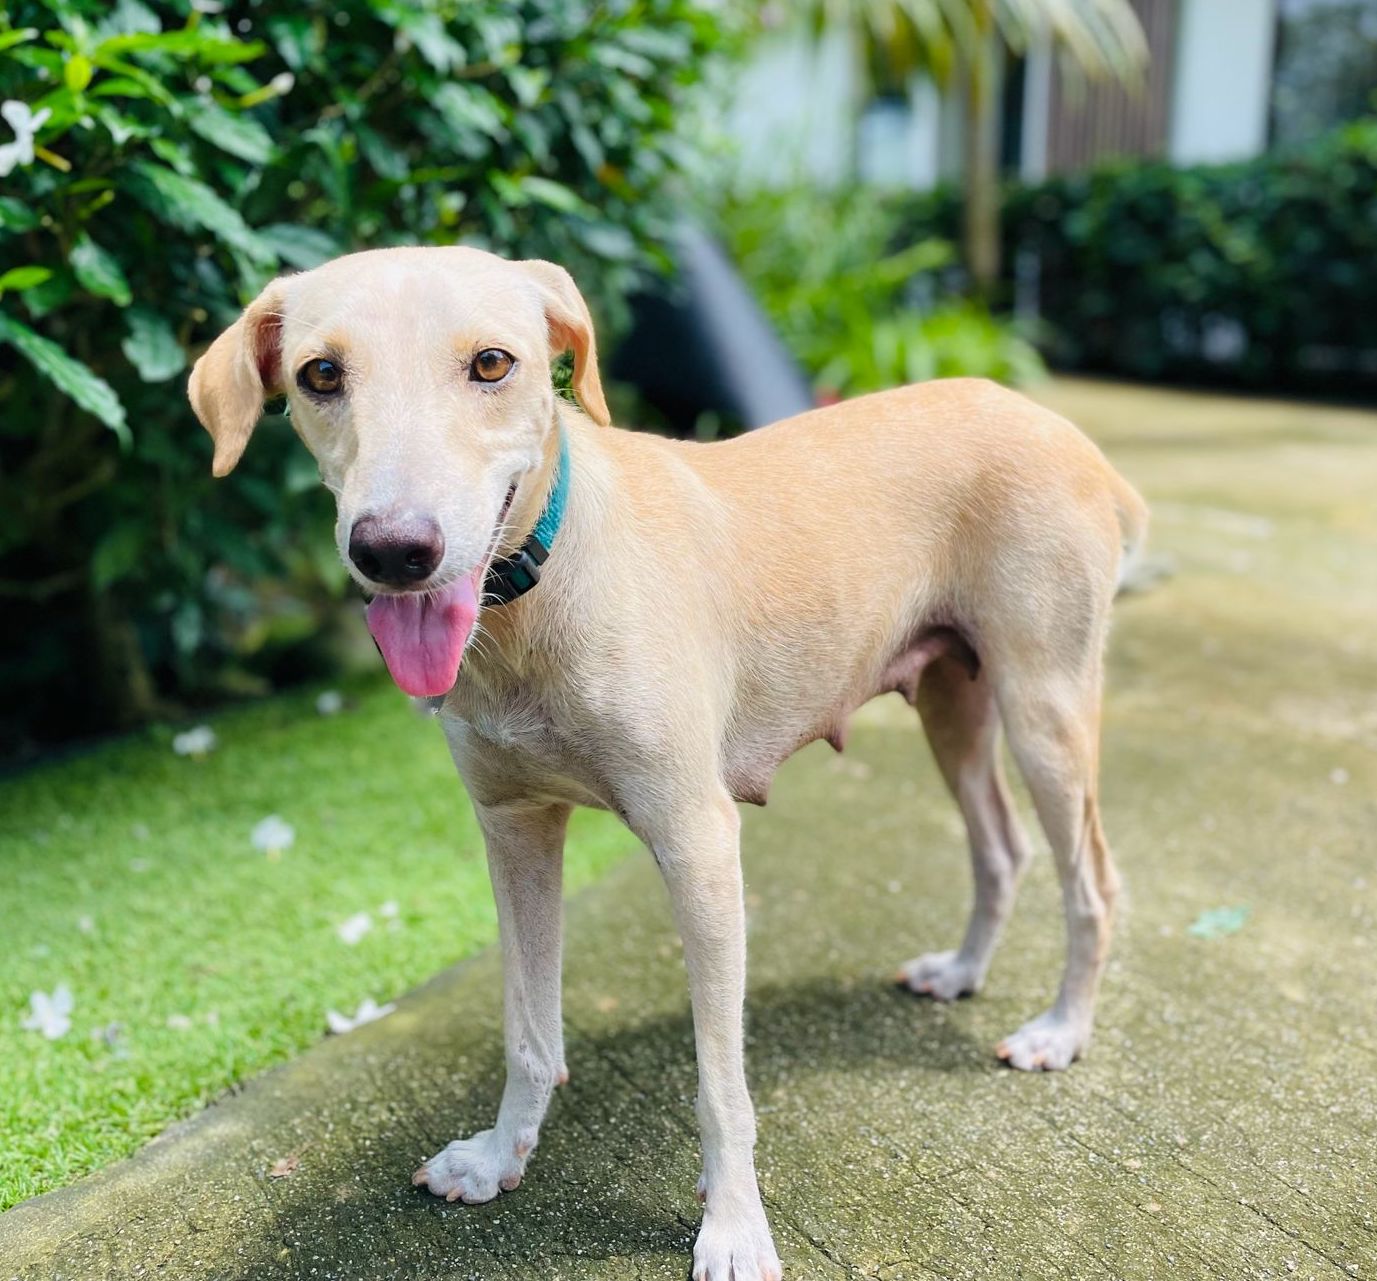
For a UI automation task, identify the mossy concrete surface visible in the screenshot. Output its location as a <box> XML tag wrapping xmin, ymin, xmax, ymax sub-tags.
<box><xmin>4</xmin><ymin>378</ymin><xmax>1375</xmax><ymax>1280</ymax></box>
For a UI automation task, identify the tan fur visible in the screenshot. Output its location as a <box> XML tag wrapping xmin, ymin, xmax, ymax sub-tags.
<box><xmin>189</xmin><ymin>248</ymin><xmax>1148</xmax><ymax>1281</ymax></box>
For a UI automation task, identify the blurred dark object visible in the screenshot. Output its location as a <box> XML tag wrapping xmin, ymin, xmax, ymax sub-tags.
<box><xmin>895</xmin><ymin>119</ymin><xmax>1377</xmax><ymax>396</ymax></box>
<box><xmin>611</xmin><ymin>223</ymin><xmax>815</xmax><ymax>435</ymax></box>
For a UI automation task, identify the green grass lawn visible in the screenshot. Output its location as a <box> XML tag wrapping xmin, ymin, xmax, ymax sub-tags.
<box><xmin>0</xmin><ymin>677</ymin><xmax>637</xmax><ymax>1210</ymax></box>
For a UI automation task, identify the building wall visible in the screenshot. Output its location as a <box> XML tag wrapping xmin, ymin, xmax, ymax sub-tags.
<box><xmin>726</xmin><ymin>1</ymin><xmax>1283</xmax><ymax>194</ymax></box>
<box><xmin>725</xmin><ymin>29</ymin><xmax>953</xmax><ymax>191</ymax></box>
<box><xmin>1037</xmin><ymin>0</ymin><xmax>1180</xmax><ymax>175</ymax></box>
<box><xmin>1168</xmin><ymin>0</ymin><xmax>1278</xmax><ymax>164</ymax></box>
<box><xmin>725</xmin><ymin>28</ymin><xmax>858</xmax><ymax>189</ymax></box>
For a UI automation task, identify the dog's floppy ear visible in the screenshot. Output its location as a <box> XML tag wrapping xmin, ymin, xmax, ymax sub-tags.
<box><xmin>187</xmin><ymin>280</ymin><xmax>287</xmax><ymax>476</ymax></box>
<box><xmin>520</xmin><ymin>260</ymin><xmax>610</xmax><ymax>427</ymax></box>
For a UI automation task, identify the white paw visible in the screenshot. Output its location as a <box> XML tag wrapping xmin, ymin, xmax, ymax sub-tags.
<box><xmin>996</xmin><ymin>1010</ymin><xmax>1089</xmax><ymax>1071</ymax></box>
<box><xmin>896</xmin><ymin>950</ymin><xmax>983</xmax><ymax>1001</ymax></box>
<box><xmin>412</xmin><ymin>1126</ymin><xmax>535</xmax><ymax>1204</ymax></box>
<box><xmin>692</xmin><ymin>1198</ymin><xmax>782</xmax><ymax>1281</ymax></box>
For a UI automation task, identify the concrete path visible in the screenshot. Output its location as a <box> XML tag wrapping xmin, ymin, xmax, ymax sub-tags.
<box><xmin>4</xmin><ymin>380</ymin><xmax>1375</xmax><ymax>1280</ymax></box>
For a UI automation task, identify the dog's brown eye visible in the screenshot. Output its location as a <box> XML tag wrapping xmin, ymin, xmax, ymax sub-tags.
<box><xmin>298</xmin><ymin>358</ymin><xmax>343</xmax><ymax>396</ymax></box>
<box><xmin>471</xmin><ymin>348</ymin><xmax>515</xmax><ymax>383</ymax></box>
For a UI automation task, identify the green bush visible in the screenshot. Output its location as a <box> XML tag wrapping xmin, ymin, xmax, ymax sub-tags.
<box><xmin>0</xmin><ymin>0</ymin><xmax>740</xmax><ymax>755</ymax></box>
<box><xmin>892</xmin><ymin>120</ymin><xmax>1377</xmax><ymax>390</ymax></box>
<box><xmin>718</xmin><ymin>184</ymin><xmax>1045</xmax><ymax>398</ymax></box>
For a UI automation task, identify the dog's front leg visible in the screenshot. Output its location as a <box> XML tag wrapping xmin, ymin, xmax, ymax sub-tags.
<box><xmin>414</xmin><ymin>800</ymin><xmax>568</xmax><ymax>1203</ymax></box>
<box><xmin>651</xmin><ymin>789</ymin><xmax>782</xmax><ymax>1281</ymax></box>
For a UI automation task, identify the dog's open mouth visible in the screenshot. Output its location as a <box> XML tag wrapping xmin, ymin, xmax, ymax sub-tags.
<box><xmin>364</xmin><ymin>484</ymin><xmax>517</xmax><ymax>699</ymax></box>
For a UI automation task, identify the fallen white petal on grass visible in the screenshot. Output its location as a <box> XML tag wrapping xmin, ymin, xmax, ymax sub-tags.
<box><xmin>378</xmin><ymin>899</ymin><xmax>399</xmax><ymax>918</ymax></box>
<box><xmin>251</xmin><ymin>815</ymin><xmax>295</xmax><ymax>855</ymax></box>
<box><xmin>326</xmin><ymin>998</ymin><xmax>395</xmax><ymax>1035</ymax></box>
<box><xmin>315</xmin><ymin>690</ymin><xmax>344</xmax><ymax>716</ymax></box>
<box><xmin>21</xmin><ymin>984</ymin><xmax>74</xmax><ymax>1040</ymax></box>
<box><xmin>172</xmin><ymin>725</ymin><xmax>217</xmax><ymax>757</ymax></box>
<box><xmin>77</xmin><ymin>914</ymin><xmax>94</xmax><ymax>934</ymax></box>
<box><xmin>166</xmin><ymin>1013</ymin><xmax>193</xmax><ymax>1030</ymax></box>
<box><xmin>336</xmin><ymin>911</ymin><xmax>373</xmax><ymax>945</ymax></box>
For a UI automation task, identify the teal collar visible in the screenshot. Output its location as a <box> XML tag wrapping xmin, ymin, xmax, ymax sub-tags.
<box><xmin>484</xmin><ymin>423</ymin><xmax>570</xmax><ymax>605</ymax></box>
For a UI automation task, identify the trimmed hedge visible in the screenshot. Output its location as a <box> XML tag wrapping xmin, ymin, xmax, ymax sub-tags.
<box><xmin>896</xmin><ymin>120</ymin><xmax>1377</xmax><ymax>391</ymax></box>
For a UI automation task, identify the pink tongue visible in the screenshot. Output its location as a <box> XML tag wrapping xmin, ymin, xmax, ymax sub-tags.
<box><xmin>365</xmin><ymin>574</ymin><xmax>480</xmax><ymax>697</ymax></box>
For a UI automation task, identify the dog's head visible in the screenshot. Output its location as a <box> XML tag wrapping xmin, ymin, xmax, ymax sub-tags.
<box><xmin>188</xmin><ymin>246</ymin><xmax>608</xmax><ymax>696</ymax></box>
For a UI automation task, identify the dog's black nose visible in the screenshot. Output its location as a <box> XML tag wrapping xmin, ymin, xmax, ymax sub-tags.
<box><xmin>348</xmin><ymin>515</ymin><xmax>445</xmax><ymax>587</ymax></box>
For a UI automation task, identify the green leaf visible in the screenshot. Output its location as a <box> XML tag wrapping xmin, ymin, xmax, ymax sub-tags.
<box><xmin>259</xmin><ymin>223</ymin><xmax>340</xmax><ymax>269</ymax></box>
<box><xmin>91</xmin><ymin>76</ymin><xmax>158</xmax><ymax>100</ymax></box>
<box><xmin>64</xmin><ymin>53</ymin><xmax>94</xmax><ymax>92</ymax></box>
<box><xmin>150</xmin><ymin>135</ymin><xmax>195</xmax><ymax>175</ymax></box>
<box><xmin>89</xmin><ymin>51</ymin><xmax>174</xmax><ymax>107</ymax></box>
<box><xmin>91</xmin><ymin>520</ymin><xmax>146</xmax><ymax>589</ymax></box>
<box><xmin>99</xmin><ymin>30</ymin><xmax>265</xmax><ymax>65</ymax></box>
<box><xmin>517</xmin><ymin>176</ymin><xmax>596</xmax><ymax>218</ymax></box>
<box><xmin>430</xmin><ymin>83</ymin><xmax>507</xmax><ymax>141</ymax></box>
<box><xmin>0</xmin><ymin>266</ymin><xmax>53</xmax><ymax>294</ymax></box>
<box><xmin>96</xmin><ymin>104</ymin><xmax>147</xmax><ymax>145</ymax></box>
<box><xmin>188</xmin><ymin>101</ymin><xmax>276</xmax><ymax>165</ymax></box>
<box><xmin>120</xmin><ymin>306</ymin><xmax>185</xmax><ymax>382</ymax></box>
<box><xmin>21</xmin><ymin>270</ymin><xmax>73</xmax><ymax>318</ymax></box>
<box><xmin>357</xmin><ymin>124</ymin><xmax>408</xmax><ymax>182</ymax></box>
<box><xmin>0</xmin><ymin>311</ymin><xmax>128</xmax><ymax>442</ymax></box>
<box><xmin>70</xmin><ymin>233</ymin><xmax>132</xmax><ymax>306</ymax></box>
<box><xmin>0</xmin><ymin>196</ymin><xmax>40</xmax><ymax>233</ymax></box>
<box><xmin>392</xmin><ymin>12</ymin><xmax>465</xmax><ymax>73</ymax></box>
<box><xmin>0</xmin><ymin>28</ymin><xmax>40</xmax><ymax>52</ymax></box>
<box><xmin>96</xmin><ymin>0</ymin><xmax>161</xmax><ymax>40</ymax></box>
<box><xmin>124</xmin><ymin>161</ymin><xmax>274</xmax><ymax>267</ymax></box>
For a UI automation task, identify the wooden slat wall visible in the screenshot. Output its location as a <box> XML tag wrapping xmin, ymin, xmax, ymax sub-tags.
<box><xmin>1045</xmin><ymin>0</ymin><xmax>1179</xmax><ymax>174</ymax></box>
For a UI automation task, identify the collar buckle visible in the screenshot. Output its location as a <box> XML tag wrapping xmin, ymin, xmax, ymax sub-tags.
<box><xmin>484</xmin><ymin>536</ymin><xmax>550</xmax><ymax>605</ymax></box>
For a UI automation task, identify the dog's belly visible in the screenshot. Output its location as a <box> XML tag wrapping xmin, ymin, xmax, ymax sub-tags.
<box><xmin>722</xmin><ymin>625</ymin><xmax>976</xmax><ymax>806</ymax></box>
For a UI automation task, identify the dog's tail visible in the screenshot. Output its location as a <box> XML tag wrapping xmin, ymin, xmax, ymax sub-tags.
<box><xmin>1110</xmin><ymin>470</ymin><xmax>1151</xmax><ymax>596</ymax></box>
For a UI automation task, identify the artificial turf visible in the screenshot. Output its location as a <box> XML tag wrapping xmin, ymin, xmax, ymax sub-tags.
<box><xmin>0</xmin><ymin>676</ymin><xmax>637</xmax><ymax>1210</ymax></box>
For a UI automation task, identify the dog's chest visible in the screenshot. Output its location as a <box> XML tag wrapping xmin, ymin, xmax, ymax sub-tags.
<box><xmin>442</xmin><ymin>674</ymin><xmax>611</xmax><ymax>809</ymax></box>
<box><xmin>452</xmin><ymin>678</ymin><xmax>564</xmax><ymax>758</ymax></box>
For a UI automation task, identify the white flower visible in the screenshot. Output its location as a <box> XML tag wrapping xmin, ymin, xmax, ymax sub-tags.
<box><xmin>172</xmin><ymin>725</ymin><xmax>217</xmax><ymax>757</ymax></box>
<box><xmin>315</xmin><ymin>690</ymin><xmax>344</xmax><ymax>716</ymax></box>
<box><xmin>270</xmin><ymin>72</ymin><xmax>295</xmax><ymax>95</ymax></box>
<box><xmin>77</xmin><ymin>914</ymin><xmax>94</xmax><ymax>934</ymax></box>
<box><xmin>326</xmin><ymin>998</ymin><xmax>395</xmax><ymax>1035</ymax></box>
<box><xmin>251</xmin><ymin>815</ymin><xmax>295</xmax><ymax>855</ymax></box>
<box><xmin>166</xmin><ymin>1013</ymin><xmax>193</xmax><ymax>1030</ymax></box>
<box><xmin>378</xmin><ymin>899</ymin><xmax>399</xmax><ymax>918</ymax></box>
<box><xmin>0</xmin><ymin>101</ymin><xmax>52</xmax><ymax>178</ymax></box>
<box><xmin>335</xmin><ymin>911</ymin><xmax>372</xmax><ymax>945</ymax></box>
<box><xmin>21</xmin><ymin>984</ymin><xmax>73</xmax><ymax>1040</ymax></box>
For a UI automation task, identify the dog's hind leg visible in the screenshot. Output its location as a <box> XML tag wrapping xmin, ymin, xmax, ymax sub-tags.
<box><xmin>898</xmin><ymin>657</ymin><xmax>1033</xmax><ymax>1001</ymax></box>
<box><xmin>991</xmin><ymin>642</ymin><xmax>1120</xmax><ymax>1071</ymax></box>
